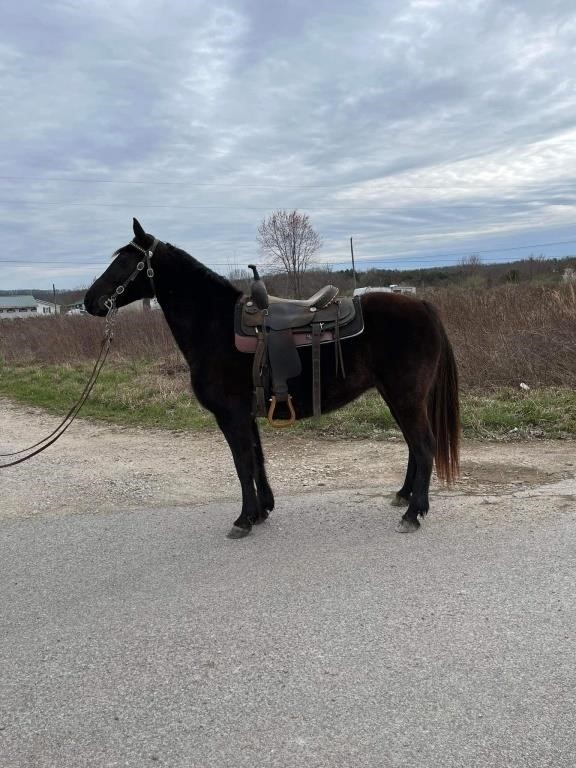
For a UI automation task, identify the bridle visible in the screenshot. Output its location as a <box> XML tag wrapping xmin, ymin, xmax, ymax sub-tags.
<box><xmin>0</xmin><ymin>238</ymin><xmax>161</xmax><ymax>469</ymax></box>
<box><xmin>103</xmin><ymin>238</ymin><xmax>160</xmax><ymax>312</ymax></box>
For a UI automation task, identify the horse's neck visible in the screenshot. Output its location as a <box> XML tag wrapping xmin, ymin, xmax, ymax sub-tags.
<box><xmin>154</xmin><ymin>247</ymin><xmax>239</xmax><ymax>358</ymax></box>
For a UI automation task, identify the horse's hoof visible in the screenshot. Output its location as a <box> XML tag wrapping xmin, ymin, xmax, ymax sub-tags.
<box><xmin>395</xmin><ymin>518</ymin><xmax>420</xmax><ymax>534</ymax></box>
<box><xmin>254</xmin><ymin>510</ymin><xmax>269</xmax><ymax>525</ymax></box>
<box><xmin>227</xmin><ymin>525</ymin><xmax>252</xmax><ymax>539</ymax></box>
<box><xmin>391</xmin><ymin>494</ymin><xmax>410</xmax><ymax>507</ymax></box>
<box><xmin>260</xmin><ymin>494</ymin><xmax>275</xmax><ymax>513</ymax></box>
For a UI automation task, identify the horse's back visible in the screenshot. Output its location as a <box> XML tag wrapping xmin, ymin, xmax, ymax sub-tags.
<box><xmin>360</xmin><ymin>291</ymin><xmax>443</xmax><ymax>341</ymax></box>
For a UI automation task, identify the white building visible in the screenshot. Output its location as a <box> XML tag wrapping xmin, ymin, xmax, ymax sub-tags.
<box><xmin>63</xmin><ymin>297</ymin><xmax>161</xmax><ymax>315</ymax></box>
<box><xmin>0</xmin><ymin>295</ymin><xmax>59</xmax><ymax>319</ymax></box>
<box><xmin>118</xmin><ymin>298</ymin><xmax>161</xmax><ymax>312</ymax></box>
<box><xmin>353</xmin><ymin>285</ymin><xmax>416</xmax><ymax>296</ymax></box>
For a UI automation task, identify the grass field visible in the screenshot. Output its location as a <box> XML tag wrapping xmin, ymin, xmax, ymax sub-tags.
<box><xmin>1</xmin><ymin>360</ymin><xmax>574</xmax><ymax>440</ymax></box>
<box><xmin>1</xmin><ymin>282</ymin><xmax>574</xmax><ymax>439</ymax></box>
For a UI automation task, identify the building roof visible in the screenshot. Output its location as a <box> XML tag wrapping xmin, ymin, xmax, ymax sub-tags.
<box><xmin>0</xmin><ymin>295</ymin><xmax>38</xmax><ymax>309</ymax></box>
<box><xmin>0</xmin><ymin>295</ymin><xmax>56</xmax><ymax>309</ymax></box>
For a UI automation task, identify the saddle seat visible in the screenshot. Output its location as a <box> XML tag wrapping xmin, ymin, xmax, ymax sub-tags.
<box><xmin>253</xmin><ymin>285</ymin><xmax>342</xmax><ymax>331</ymax></box>
<box><xmin>268</xmin><ymin>285</ymin><xmax>339</xmax><ymax>309</ymax></box>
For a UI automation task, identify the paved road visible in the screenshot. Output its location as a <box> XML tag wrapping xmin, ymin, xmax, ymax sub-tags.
<box><xmin>1</xmin><ymin>482</ymin><xmax>575</xmax><ymax>768</ymax></box>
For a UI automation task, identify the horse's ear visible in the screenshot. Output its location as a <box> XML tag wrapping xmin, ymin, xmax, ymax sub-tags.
<box><xmin>133</xmin><ymin>218</ymin><xmax>146</xmax><ymax>243</ymax></box>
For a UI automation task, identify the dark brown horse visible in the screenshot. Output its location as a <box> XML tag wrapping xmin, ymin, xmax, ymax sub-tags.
<box><xmin>85</xmin><ymin>219</ymin><xmax>460</xmax><ymax>538</ymax></box>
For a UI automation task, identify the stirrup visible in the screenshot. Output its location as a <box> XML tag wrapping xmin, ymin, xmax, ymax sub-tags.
<box><xmin>267</xmin><ymin>395</ymin><xmax>296</xmax><ymax>428</ymax></box>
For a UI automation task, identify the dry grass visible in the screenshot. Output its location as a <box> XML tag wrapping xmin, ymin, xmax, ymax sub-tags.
<box><xmin>426</xmin><ymin>282</ymin><xmax>576</xmax><ymax>388</ymax></box>
<box><xmin>1</xmin><ymin>283</ymin><xmax>575</xmax><ymax>389</ymax></box>
<box><xmin>2</xmin><ymin>282</ymin><xmax>574</xmax><ymax>438</ymax></box>
<box><xmin>0</xmin><ymin>309</ymin><xmax>183</xmax><ymax>366</ymax></box>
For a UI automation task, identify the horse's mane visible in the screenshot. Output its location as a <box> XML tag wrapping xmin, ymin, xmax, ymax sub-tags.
<box><xmin>165</xmin><ymin>242</ymin><xmax>241</xmax><ymax>297</ymax></box>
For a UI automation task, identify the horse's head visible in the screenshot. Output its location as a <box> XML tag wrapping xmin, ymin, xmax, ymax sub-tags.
<box><xmin>84</xmin><ymin>219</ymin><xmax>158</xmax><ymax>316</ymax></box>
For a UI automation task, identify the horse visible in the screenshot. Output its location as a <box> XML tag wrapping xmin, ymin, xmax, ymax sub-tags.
<box><xmin>84</xmin><ymin>219</ymin><xmax>460</xmax><ymax>539</ymax></box>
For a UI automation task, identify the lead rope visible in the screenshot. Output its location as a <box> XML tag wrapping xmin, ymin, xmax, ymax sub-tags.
<box><xmin>0</xmin><ymin>302</ymin><xmax>118</xmax><ymax>468</ymax></box>
<box><xmin>0</xmin><ymin>239</ymin><xmax>158</xmax><ymax>469</ymax></box>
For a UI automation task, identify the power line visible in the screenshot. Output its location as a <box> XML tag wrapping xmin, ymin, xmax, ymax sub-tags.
<box><xmin>2</xmin><ymin>199</ymin><xmax>572</xmax><ymax>213</ymax></box>
<box><xmin>0</xmin><ymin>174</ymin><xmax>573</xmax><ymax>192</ymax></box>
<box><xmin>2</xmin><ymin>237</ymin><xmax>575</xmax><ymax>269</ymax></box>
<box><xmin>354</xmin><ymin>238</ymin><xmax>576</xmax><ymax>261</ymax></box>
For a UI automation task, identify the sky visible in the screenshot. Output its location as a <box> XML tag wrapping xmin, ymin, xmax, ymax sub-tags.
<box><xmin>1</xmin><ymin>0</ymin><xmax>576</xmax><ymax>289</ymax></box>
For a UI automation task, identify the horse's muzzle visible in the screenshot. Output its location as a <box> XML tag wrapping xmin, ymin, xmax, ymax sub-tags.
<box><xmin>83</xmin><ymin>293</ymin><xmax>108</xmax><ymax>317</ymax></box>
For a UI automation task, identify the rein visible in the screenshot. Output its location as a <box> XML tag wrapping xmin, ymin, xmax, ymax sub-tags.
<box><xmin>0</xmin><ymin>239</ymin><xmax>159</xmax><ymax>469</ymax></box>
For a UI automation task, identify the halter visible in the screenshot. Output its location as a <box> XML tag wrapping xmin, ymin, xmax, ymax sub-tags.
<box><xmin>103</xmin><ymin>238</ymin><xmax>160</xmax><ymax>312</ymax></box>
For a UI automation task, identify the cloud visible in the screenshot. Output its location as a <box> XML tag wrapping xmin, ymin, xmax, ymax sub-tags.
<box><xmin>0</xmin><ymin>0</ymin><xmax>575</xmax><ymax>288</ymax></box>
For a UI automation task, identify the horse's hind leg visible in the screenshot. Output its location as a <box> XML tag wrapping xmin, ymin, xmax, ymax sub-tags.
<box><xmin>385</xmin><ymin>400</ymin><xmax>416</xmax><ymax>507</ymax></box>
<box><xmin>252</xmin><ymin>419</ymin><xmax>274</xmax><ymax>523</ymax></box>
<box><xmin>391</xmin><ymin>449</ymin><xmax>416</xmax><ymax>507</ymax></box>
<box><xmin>396</xmin><ymin>405</ymin><xmax>435</xmax><ymax>532</ymax></box>
<box><xmin>382</xmin><ymin>394</ymin><xmax>435</xmax><ymax>532</ymax></box>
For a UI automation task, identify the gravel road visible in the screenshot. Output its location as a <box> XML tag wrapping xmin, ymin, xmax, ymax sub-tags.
<box><xmin>1</xmin><ymin>398</ymin><xmax>574</xmax><ymax>521</ymax></box>
<box><xmin>1</xmin><ymin>399</ymin><xmax>575</xmax><ymax>767</ymax></box>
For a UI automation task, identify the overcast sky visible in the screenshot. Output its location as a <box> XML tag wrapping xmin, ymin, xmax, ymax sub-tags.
<box><xmin>1</xmin><ymin>0</ymin><xmax>576</xmax><ymax>289</ymax></box>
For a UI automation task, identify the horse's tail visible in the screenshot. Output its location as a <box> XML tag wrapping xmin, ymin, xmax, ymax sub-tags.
<box><xmin>425</xmin><ymin>303</ymin><xmax>460</xmax><ymax>484</ymax></box>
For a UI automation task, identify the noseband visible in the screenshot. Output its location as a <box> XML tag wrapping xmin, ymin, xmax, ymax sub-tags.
<box><xmin>103</xmin><ymin>238</ymin><xmax>160</xmax><ymax>311</ymax></box>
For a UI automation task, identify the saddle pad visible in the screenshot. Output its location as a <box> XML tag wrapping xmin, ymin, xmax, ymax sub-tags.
<box><xmin>235</xmin><ymin>329</ymin><xmax>336</xmax><ymax>353</ymax></box>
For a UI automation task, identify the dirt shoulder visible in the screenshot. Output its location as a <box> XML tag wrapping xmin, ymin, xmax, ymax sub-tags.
<box><xmin>1</xmin><ymin>398</ymin><xmax>574</xmax><ymax>520</ymax></box>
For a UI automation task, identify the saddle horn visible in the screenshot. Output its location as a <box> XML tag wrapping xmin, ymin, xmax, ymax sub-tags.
<box><xmin>248</xmin><ymin>264</ymin><xmax>269</xmax><ymax>310</ymax></box>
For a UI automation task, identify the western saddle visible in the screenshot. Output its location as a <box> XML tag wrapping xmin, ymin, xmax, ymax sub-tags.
<box><xmin>234</xmin><ymin>266</ymin><xmax>364</xmax><ymax>427</ymax></box>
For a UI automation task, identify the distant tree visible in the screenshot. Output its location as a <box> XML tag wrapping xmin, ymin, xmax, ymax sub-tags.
<box><xmin>460</xmin><ymin>253</ymin><xmax>482</xmax><ymax>274</ymax></box>
<box><xmin>257</xmin><ymin>209</ymin><xmax>322</xmax><ymax>297</ymax></box>
<box><xmin>227</xmin><ymin>266</ymin><xmax>251</xmax><ymax>293</ymax></box>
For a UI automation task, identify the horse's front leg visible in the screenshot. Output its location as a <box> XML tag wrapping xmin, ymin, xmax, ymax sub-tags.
<box><xmin>215</xmin><ymin>410</ymin><xmax>261</xmax><ymax>539</ymax></box>
<box><xmin>252</xmin><ymin>419</ymin><xmax>274</xmax><ymax>523</ymax></box>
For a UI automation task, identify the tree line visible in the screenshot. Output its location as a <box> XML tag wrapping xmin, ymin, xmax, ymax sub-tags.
<box><xmin>250</xmin><ymin>208</ymin><xmax>576</xmax><ymax>296</ymax></box>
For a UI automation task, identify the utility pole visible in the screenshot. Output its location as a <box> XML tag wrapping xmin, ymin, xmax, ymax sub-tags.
<box><xmin>350</xmin><ymin>237</ymin><xmax>357</xmax><ymax>292</ymax></box>
<box><xmin>52</xmin><ymin>283</ymin><xmax>57</xmax><ymax>315</ymax></box>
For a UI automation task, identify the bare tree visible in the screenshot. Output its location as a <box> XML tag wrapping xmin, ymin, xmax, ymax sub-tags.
<box><xmin>257</xmin><ymin>209</ymin><xmax>322</xmax><ymax>297</ymax></box>
<box><xmin>460</xmin><ymin>253</ymin><xmax>482</xmax><ymax>274</ymax></box>
<box><xmin>227</xmin><ymin>265</ymin><xmax>251</xmax><ymax>293</ymax></box>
